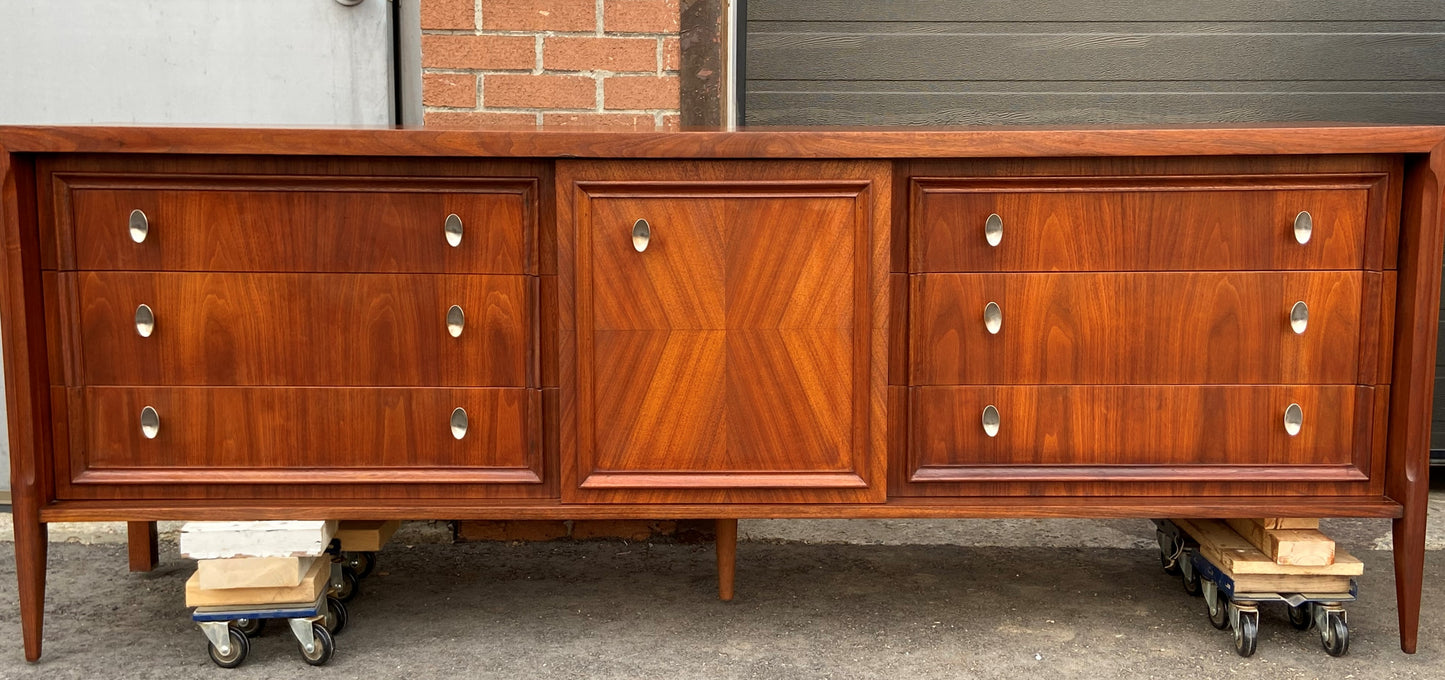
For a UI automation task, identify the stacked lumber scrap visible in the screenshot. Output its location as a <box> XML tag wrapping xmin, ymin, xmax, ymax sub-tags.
<box><xmin>1173</xmin><ymin>519</ymin><xmax>1360</xmax><ymax>593</ymax></box>
<box><xmin>1224</xmin><ymin>518</ymin><xmax>1335</xmax><ymax>567</ymax></box>
<box><xmin>180</xmin><ymin>521</ymin><xmax>337</xmax><ymax>608</ymax></box>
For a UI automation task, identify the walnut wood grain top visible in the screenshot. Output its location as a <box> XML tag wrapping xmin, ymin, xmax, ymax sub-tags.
<box><xmin>2</xmin><ymin>124</ymin><xmax>1443</xmax><ymax>158</ymax></box>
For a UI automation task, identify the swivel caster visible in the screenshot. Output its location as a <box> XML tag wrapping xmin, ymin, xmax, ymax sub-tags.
<box><xmin>1288</xmin><ymin>603</ymin><xmax>1312</xmax><ymax>631</ymax></box>
<box><xmin>1206</xmin><ymin>591</ymin><xmax>1230</xmax><ymax>630</ymax></box>
<box><xmin>1319</xmin><ymin>607</ymin><xmax>1349</xmax><ymax>657</ymax></box>
<box><xmin>323</xmin><ymin>595</ymin><xmax>348</xmax><ymax>636</ymax></box>
<box><xmin>345</xmin><ymin>551</ymin><xmax>377</xmax><ymax>579</ymax></box>
<box><xmin>294</xmin><ymin>621</ymin><xmax>335</xmax><ymax>666</ymax></box>
<box><xmin>330</xmin><ymin>562</ymin><xmax>361</xmax><ymax>603</ymax></box>
<box><xmin>1233</xmin><ymin>606</ymin><xmax>1259</xmax><ymax>657</ymax></box>
<box><xmin>204</xmin><ymin>625</ymin><xmax>250</xmax><ymax>669</ymax></box>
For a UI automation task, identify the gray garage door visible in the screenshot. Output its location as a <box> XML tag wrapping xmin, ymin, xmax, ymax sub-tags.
<box><xmin>743</xmin><ymin>0</ymin><xmax>1445</xmax><ymax>452</ymax></box>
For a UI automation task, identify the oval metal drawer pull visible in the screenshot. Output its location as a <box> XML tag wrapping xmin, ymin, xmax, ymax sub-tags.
<box><xmin>444</xmin><ymin>213</ymin><xmax>464</xmax><ymax>247</ymax></box>
<box><xmin>134</xmin><ymin>304</ymin><xmax>155</xmax><ymax>337</ymax></box>
<box><xmin>1289</xmin><ymin>301</ymin><xmax>1308</xmax><ymax>334</ymax></box>
<box><xmin>1283</xmin><ymin>403</ymin><xmax>1304</xmax><ymax>437</ymax></box>
<box><xmin>129</xmin><ymin>209</ymin><xmax>149</xmax><ymax>243</ymax></box>
<box><xmin>140</xmin><ymin>406</ymin><xmax>160</xmax><ymax>439</ymax></box>
<box><xmin>983</xmin><ymin>301</ymin><xmax>1002</xmax><ymax>334</ymax></box>
<box><xmin>1294</xmin><ymin>211</ymin><xmax>1312</xmax><ymax>245</ymax></box>
<box><xmin>632</xmin><ymin>218</ymin><xmax>651</xmax><ymax>252</ymax></box>
<box><xmin>984</xmin><ymin>213</ymin><xmax>1003</xmax><ymax>247</ymax></box>
<box><xmin>450</xmin><ymin>407</ymin><xmax>469</xmax><ymax>440</ymax></box>
<box><xmin>981</xmin><ymin>404</ymin><xmax>1000</xmax><ymax>438</ymax></box>
<box><xmin>446</xmin><ymin>305</ymin><xmax>465</xmax><ymax>338</ymax></box>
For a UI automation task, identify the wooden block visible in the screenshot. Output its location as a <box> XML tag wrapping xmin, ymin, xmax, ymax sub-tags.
<box><xmin>196</xmin><ymin>557</ymin><xmax>317</xmax><ymax>590</ymax></box>
<box><xmin>185</xmin><ymin>556</ymin><xmax>329</xmax><ymax>608</ymax></box>
<box><xmin>334</xmin><ymin>520</ymin><xmax>400</xmax><ymax>552</ymax></box>
<box><xmin>179</xmin><ymin>520</ymin><xmax>337</xmax><ymax>559</ymax></box>
<box><xmin>1172</xmin><ymin>519</ymin><xmax>1362</xmax><ymax>576</ymax></box>
<box><xmin>1225</xmin><ymin>519</ymin><xmax>1336</xmax><ymax>566</ymax></box>
<box><xmin>1231</xmin><ymin>572</ymin><xmax>1354</xmax><ymax>594</ymax></box>
<box><xmin>1256</xmin><ymin>518</ymin><xmax>1321</xmax><ymax>530</ymax></box>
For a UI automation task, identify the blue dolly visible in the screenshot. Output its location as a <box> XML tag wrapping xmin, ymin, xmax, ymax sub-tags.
<box><xmin>1154</xmin><ymin>519</ymin><xmax>1353</xmax><ymax>658</ymax></box>
<box><xmin>192</xmin><ymin>592</ymin><xmax>345</xmax><ymax>668</ymax></box>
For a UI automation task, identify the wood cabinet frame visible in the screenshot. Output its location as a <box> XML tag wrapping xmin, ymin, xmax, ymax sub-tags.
<box><xmin>0</xmin><ymin>125</ymin><xmax>1441</xmax><ymax>661</ymax></box>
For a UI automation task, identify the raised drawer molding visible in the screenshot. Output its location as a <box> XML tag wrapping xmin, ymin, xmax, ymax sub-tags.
<box><xmin>0</xmin><ymin>127</ymin><xmax>1440</xmax><ymax>662</ymax></box>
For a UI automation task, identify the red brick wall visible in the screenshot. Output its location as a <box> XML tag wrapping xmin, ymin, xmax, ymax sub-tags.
<box><xmin>421</xmin><ymin>0</ymin><xmax>681</xmax><ymax>130</ymax></box>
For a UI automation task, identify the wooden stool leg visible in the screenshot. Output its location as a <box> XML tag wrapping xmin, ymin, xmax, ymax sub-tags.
<box><xmin>716</xmin><ymin>518</ymin><xmax>737</xmax><ymax>601</ymax></box>
<box><xmin>127</xmin><ymin>521</ymin><xmax>159</xmax><ymax>572</ymax></box>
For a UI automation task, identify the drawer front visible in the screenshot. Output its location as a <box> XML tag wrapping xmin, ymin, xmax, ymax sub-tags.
<box><xmin>562</xmin><ymin>160</ymin><xmax>890</xmax><ymax>503</ymax></box>
<box><xmin>62</xmin><ymin>176</ymin><xmax>533</xmax><ymax>273</ymax></box>
<box><xmin>913</xmin><ymin>177</ymin><xmax>1380</xmax><ymax>272</ymax></box>
<box><xmin>62</xmin><ymin>387</ymin><xmax>541</xmax><ymax>486</ymax></box>
<box><xmin>67</xmin><ymin>272</ymin><xmax>528</xmax><ymax>387</ymax></box>
<box><xmin>911</xmin><ymin>272</ymin><xmax>1370</xmax><ymax>385</ymax></box>
<box><xmin>910</xmin><ymin>385</ymin><xmax>1374</xmax><ymax>483</ymax></box>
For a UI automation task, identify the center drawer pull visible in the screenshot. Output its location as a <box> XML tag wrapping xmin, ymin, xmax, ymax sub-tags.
<box><xmin>632</xmin><ymin>218</ymin><xmax>651</xmax><ymax>252</ymax></box>
<box><xmin>981</xmin><ymin>404</ymin><xmax>1000</xmax><ymax>437</ymax></box>
<box><xmin>984</xmin><ymin>213</ymin><xmax>1003</xmax><ymax>247</ymax></box>
<box><xmin>983</xmin><ymin>301</ymin><xmax>1002</xmax><ymax>334</ymax></box>
<box><xmin>128</xmin><ymin>209</ymin><xmax>149</xmax><ymax>243</ymax></box>
<box><xmin>444</xmin><ymin>213</ymin><xmax>464</xmax><ymax>247</ymax></box>
<box><xmin>450</xmin><ymin>407</ymin><xmax>469</xmax><ymax>440</ymax></box>
<box><xmin>139</xmin><ymin>406</ymin><xmax>160</xmax><ymax>439</ymax></box>
<box><xmin>446</xmin><ymin>305</ymin><xmax>465</xmax><ymax>338</ymax></box>
<box><xmin>1289</xmin><ymin>301</ymin><xmax>1308</xmax><ymax>334</ymax></box>
<box><xmin>1283</xmin><ymin>403</ymin><xmax>1304</xmax><ymax>436</ymax></box>
<box><xmin>134</xmin><ymin>304</ymin><xmax>155</xmax><ymax>337</ymax></box>
<box><xmin>1294</xmin><ymin>211</ymin><xmax>1312</xmax><ymax>245</ymax></box>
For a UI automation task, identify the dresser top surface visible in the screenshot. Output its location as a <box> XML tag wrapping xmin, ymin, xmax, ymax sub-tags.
<box><xmin>1</xmin><ymin>124</ymin><xmax>1443</xmax><ymax>159</ymax></box>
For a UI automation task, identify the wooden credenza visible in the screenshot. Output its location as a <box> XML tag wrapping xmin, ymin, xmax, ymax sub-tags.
<box><xmin>1</xmin><ymin>125</ymin><xmax>1441</xmax><ymax>661</ymax></box>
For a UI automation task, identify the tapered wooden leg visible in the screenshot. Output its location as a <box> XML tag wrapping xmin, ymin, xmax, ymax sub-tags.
<box><xmin>127</xmin><ymin>521</ymin><xmax>159</xmax><ymax>572</ymax></box>
<box><xmin>716</xmin><ymin>518</ymin><xmax>737</xmax><ymax>601</ymax></box>
<box><xmin>1393</xmin><ymin>511</ymin><xmax>1426</xmax><ymax>653</ymax></box>
<box><xmin>14</xmin><ymin>509</ymin><xmax>47</xmax><ymax>662</ymax></box>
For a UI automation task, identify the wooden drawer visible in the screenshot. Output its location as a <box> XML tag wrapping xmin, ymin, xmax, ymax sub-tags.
<box><xmin>911</xmin><ymin>271</ymin><xmax>1378</xmax><ymax>385</ymax></box>
<box><xmin>912</xmin><ymin>174</ymin><xmax>1389</xmax><ymax>272</ymax></box>
<box><xmin>57</xmin><ymin>386</ymin><xmax>541</xmax><ymax>487</ymax></box>
<box><xmin>56</xmin><ymin>174</ymin><xmax>535</xmax><ymax>273</ymax></box>
<box><xmin>53</xmin><ymin>272</ymin><xmax>529</xmax><ymax>387</ymax></box>
<box><xmin>909</xmin><ymin>385</ymin><xmax>1376</xmax><ymax>483</ymax></box>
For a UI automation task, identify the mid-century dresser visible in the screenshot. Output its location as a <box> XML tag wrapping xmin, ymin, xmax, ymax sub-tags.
<box><xmin>1</xmin><ymin>125</ymin><xmax>1441</xmax><ymax>661</ymax></box>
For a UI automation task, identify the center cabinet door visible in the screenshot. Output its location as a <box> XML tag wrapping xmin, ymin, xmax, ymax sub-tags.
<box><xmin>558</xmin><ymin>161</ymin><xmax>890</xmax><ymax>503</ymax></box>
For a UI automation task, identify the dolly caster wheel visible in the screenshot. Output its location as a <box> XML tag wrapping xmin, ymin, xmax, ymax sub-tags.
<box><xmin>231</xmin><ymin>617</ymin><xmax>267</xmax><ymax>638</ymax></box>
<box><xmin>298</xmin><ymin>622</ymin><xmax>335</xmax><ymax>666</ymax></box>
<box><xmin>1206</xmin><ymin>592</ymin><xmax>1230</xmax><ymax>630</ymax></box>
<box><xmin>1233</xmin><ymin>607</ymin><xmax>1259</xmax><ymax>658</ymax></box>
<box><xmin>1320</xmin><ymin>610</ymin><xmax>1349</xmax><ymax>657</ymax></box>
<box><xmin>346</xmin><ymin>551</ymin><xmax>376</xmax><ymax>579</ymax></box>
<box><xmin>324</xmin><ymin>596</ymin><xmax>348</xmax><ymax>636</ymax></box>
<box><xmin>207</xmin><ymin>627</ymin><xmax>250</xmax><ymax>669</ymax></box>
<box><xmin>1288</xmin><ymin>603</ymin><xmax>1312</xmax><ymax>631</ymax></box>
<box><xmin>333</xmin><ymin>568</ymin><xmax>360</xmax><ymax>603</ymax></box>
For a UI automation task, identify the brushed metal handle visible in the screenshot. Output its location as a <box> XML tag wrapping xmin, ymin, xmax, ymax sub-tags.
<box><xmin>981</xmin><ymin>404</ymin><xmax>1000</xmax><ymax>438</ymax></box>
<box><xmin>134</xmin><ymin>304</ymin><xmax>155</xmax><ymax>337</ymax></box>
<box><xmin>632</xmin><ymin>218</ymin><xmax>651</xmax><ymax>252</ymax></box>
<box><xmin>983</xmin><ymin>301</ymin><xmax>1002</xmax><ymax>335</ymax></box>
<box><xmin>1294</xmin><ymin>211</ymin><xmax>1312</xmax><ymax>245</ymax></box>
<box><xmin>1289</xmin><ymin>301</ymin><xmax>1308</xmax><ymax>334</ymax></box>
<box><xmin>129</xmin><ymin>209</ymin><xmax>149</xmax><ymax>243</ymax></box>
<box><xmin>984</xmin><ymin>213</ymin><xmax>1003</xmax><ymax>247</ymax></box>
<box><xmin>450</xmin><ymin>407</ymin><xmax>469</xmax><ymax>440</ymax></box>
<box><xmin>444</xmin><ymin>213</ymin><xmax>463</xmax><ymax>247</ymax></box>
<box><xmin>140</xmin><ymin>406</ymin><xmax>160</xmax><ymax>439</ymax></box>
<box><xmin>1284</xmin><ymin>403</ymin><xmax>1303</xmax><ymax>436</ymax></box>
<box><xmin>446</xmin><ymin>305</ymin><xmax>465</xmax><ymax>338</ymax></box>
